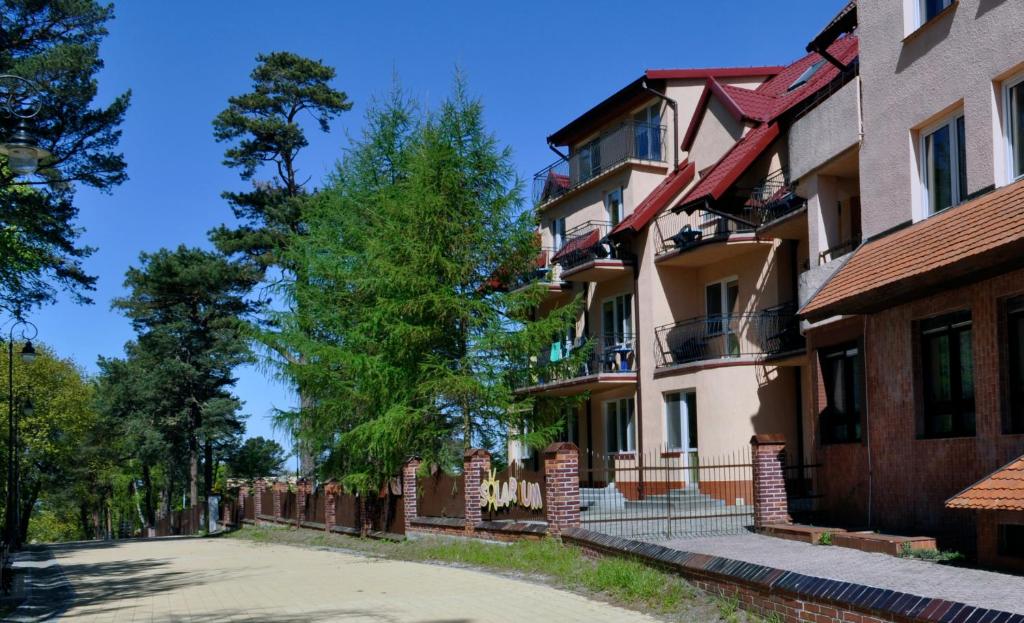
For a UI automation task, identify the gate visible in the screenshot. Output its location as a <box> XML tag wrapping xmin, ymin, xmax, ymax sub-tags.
<box><xmin>579</xmin><ymin>446</ymin><xmax>754</xmax><ymax>541</ymax></box>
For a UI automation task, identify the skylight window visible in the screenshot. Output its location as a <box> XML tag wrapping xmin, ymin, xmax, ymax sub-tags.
<box><xmin>787</xmin><ymin>60</ymin><xmax>827</xmax><ymax>92</ymax></box>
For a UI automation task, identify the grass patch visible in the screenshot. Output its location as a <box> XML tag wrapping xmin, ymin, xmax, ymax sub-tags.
<box><xmin>226</xmin><ymin>525</ymin><xmax>770</xmax><ymax>622</ymax></box>
<box><xmin>899</xmin><ymin>543</ymin><xmax>965</xmax><ymax>564</ymax></box>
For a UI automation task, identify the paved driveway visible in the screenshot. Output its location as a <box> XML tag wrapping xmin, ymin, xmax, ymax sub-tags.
<box><xmin>14</xmin><ymin>537</ymin><xmax>658</xmax><ymax>622</ymax></box>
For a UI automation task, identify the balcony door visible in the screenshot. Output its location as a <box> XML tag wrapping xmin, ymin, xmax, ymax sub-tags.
<box><xmin>605</xmin><ymin>188</ymin><xmax>625</xmax><ymax>227</ymax></box>
<box><xmin>633</xmin><ymin>103</ymin><xmax>662</xmax><ymax>161</ymax></box>
<box><xmin>665</xmin><ymin>391</ymin><xmax>699</xmax><ymax>484</ymax></box>
<box><xmin>602</xmin><ymin>293</ymin><xmax>633</xmax><ymax>348</ymax></box>
<box><xmin>706</xmin><ymin>278</ymin><xmax>739</xmax><ymax>357</ymax></box>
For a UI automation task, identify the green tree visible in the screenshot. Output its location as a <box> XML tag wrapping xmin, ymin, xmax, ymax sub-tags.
<box><xmin>272</xmin><ymin>78</ymin><xmax>580</xmax><ymax>494</ymax></box>
<box><xmin>210</xmin><ymin>51</ymin><xmax>351</xmax><ymax>475</ymax></box>
<box><xmin>0</xmin><ymin>342</ymin><xmax>99</xmax><ymax>543</ymax></box>
<box><xmin>0</xmin><ymin>0</ymin><xmax>130</xmax><ymax>314</ymax></box>
<box><xmin>113</xmin><ymin>246</ymin><xmax>258</xmax><ymax>512</ymax></box>
<box><xmin>226</xmin><ymin>436</ymin><xmax>287</xmax><ymax>480</ymax></box>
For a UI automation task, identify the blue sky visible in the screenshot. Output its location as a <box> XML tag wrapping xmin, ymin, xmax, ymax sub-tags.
<box><xmin>32</xmin><ymin>0</ymin><xmax>847</xmax><ymax>456</ymax></box>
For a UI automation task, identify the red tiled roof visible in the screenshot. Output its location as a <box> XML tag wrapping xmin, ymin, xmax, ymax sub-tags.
<box><xmin>645</xmin><ymin>67</ymin><xmax>783</xmax><ymax>80</ymax></box>
<box><xmin>677</xmin><ymin>36</ymin><xmax>858</xmax><ymax>212</ymax></box>
<box><xmin>800</xmin><ymin>178</ymin><xmax>1024</xmax><ymax>320</ymax></box>
<box><xmin>610</xmin><ymin>160</ymin><xmax>696</xmax><ymax>236</ymax></box>
<box><xmin>551</xmin><ymin>229</ymin><xmax>600</xmax><ymax>263</ymax></box>
<box><xmin>946</xmin><ymin>455</ymin><xmax>1024</xmax><ymax>511</ymax></box>
<box><xmin>677</xmin><ymin>124</ymin><xmax>780</xmax><ymax>209</ymax></box>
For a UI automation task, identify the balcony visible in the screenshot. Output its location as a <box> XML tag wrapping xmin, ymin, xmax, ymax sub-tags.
<box><xmin>533</xmin><ymin>121</ymin><xmax>668</xmax><ymax>206</ymax></box>
<box><xmin>553</xmin><ymin>220</ymin><xmax>629</xmax><ymax>282</ymax></box>
<box><xmin>653</xmin><ymin>304</ymin><xmax>805</xmax><ymax>370</ymax></box>
<box><xmin>507</xmin><ymin>246</ymin><xmax>573</xmax><ymax>303</ymax></box>
<box><xmin>743</xmin><ymin>170</ymin><xmax>807</xmax><ymax>238</ymax></box>
<box><xmin>513</xmin><ymin>335</ymin><xmax>637</xmax><ymax>396</ymax></box>
<box><xmin>653</xmin><ymin>208</ymin><xmax>770</xmax><ymax>268</ymax></box>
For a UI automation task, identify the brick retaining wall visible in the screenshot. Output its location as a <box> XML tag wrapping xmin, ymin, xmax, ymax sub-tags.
<box><xmin>561</xmin><ymin>528</ymin><xmax>1018</xmax><ymax>623</ymax></box>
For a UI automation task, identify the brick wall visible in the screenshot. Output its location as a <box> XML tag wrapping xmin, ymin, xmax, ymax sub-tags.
<box><xmin>254</xmin><ymin>480</ymin><xmax>265</xmax><ymax>522</ymax></box>
<box><xmin>402</xmin><ymin>457</ymin><xmax>421</xmax><ymax>534</ymax></box>
<box><xmin>751</xmin><ymin>434</ymin><xmax>791</xmax><ymax>528</ymax></box>
<box><xmin>806</xmin><ymin>268</ymin><xmax>1024</xmax><ymax>550</ymax></box>
<box><xmin>463</xmin><ymin>448</ymin><xmax>490</xmax><ymax>534</ymax></box>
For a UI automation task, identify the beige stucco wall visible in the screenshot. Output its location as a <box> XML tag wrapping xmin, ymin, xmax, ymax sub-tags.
<box><xmin>858</xmin><ymin>0</ymin><xmax>1024</xmax><ymax>237</ymax></box>
<box><xmin>788</xmin><ymin>78</ymin><xmax>861</xmax><ymax>182</ymax></box>
<box><xmin>688</xmin><ymin>96</ymin><xmax>747</xmax><ymax>174</ymax></box>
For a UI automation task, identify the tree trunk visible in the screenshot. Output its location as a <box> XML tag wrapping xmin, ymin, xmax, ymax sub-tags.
<box><xmin>79</xmin><ymin>503</ymin><xmax>90</xmax><ymax>540</ymax></box>
<box><xmin>203</xmin><ymin>440</ymin><xmax>213</xmax><ymax>528</ymax></box>
<box><xmin>142</xmin><ymin>464</ymin><xmax>156</xmax><ymax>528</ymax></box>
<box><xmin>298</xmin><ymin>391</ymin><xmax>315</xmax><ymax>476</ymax></box>
<box><xmin>17</xmin><ymin>483</ymin><xmax>39</xmax><ymax>544</ymax></box>
<box><xmin>189</xmin><ymin>404</ymin><xmax>200</xmax><ymax>509</ymax></box>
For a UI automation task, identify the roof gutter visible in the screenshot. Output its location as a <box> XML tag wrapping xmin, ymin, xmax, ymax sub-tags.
<box><xmin>641</xmin><ymin>80</ymin><xmax>679</xmax><ymax>169</ymax></box>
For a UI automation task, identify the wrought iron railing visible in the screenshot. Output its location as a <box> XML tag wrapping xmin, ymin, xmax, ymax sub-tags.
<box><xmin>740</xmin><ymin>170</ymin><xmax>806</xmax><ymax>227</ymax></box>
<box><xmin>513</xmin><ymin>335</ymin><xmax>637</xmax><ymax>390</ymax></box>
<box><xmin>653</xmin><ymin>209</ymin><xmax>755</xmax><ymax>255</ymax></box>
<box><xmin>533</xmin><ymin>122</ymin><xmax>667</xmax><ymax>204</ymax></box>
<box><xmin>553</xmin><ymin>220</ymin><xmax>620</xmax><ymax>272</ymax></box>
<box><xmin>653</xmin><ymin>304</ymin><xmax>804</xmax><ymax>368</ymax></box>
<box><xmin>507</xmin><ymin>246</ymin><xmax>562</xmax><ymax>291</ymax></box>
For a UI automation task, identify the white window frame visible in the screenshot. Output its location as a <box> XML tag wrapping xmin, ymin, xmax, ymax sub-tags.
<box><xmin>1003</xmin><ymin>72</ymin><xmax>1024</xmax><ymax>185</ymax></box>
<box><xmin>704</xmin><ymin>276</ymin><xmax>739</xmax><ymax>334</ymax></box>
<box><xmin>601</xmin><ymin>293</ymin><xmax>634</xmax><ymax>346</ymax></box>
<box><xmin>605</xmin><ymin>187</ymin><xmax>625</xmax><ymax>226</ymax></box>
<box><xmin>664</xmin><ymin>391</ymin><xmax>698</xmax><ymax>452</ymax></box>
<box><xmin>550</xmin><ymin>217</ymin><xmax>566</xmax><ymax>251</ymax></box>
<box><xmin>604</xmin><ymin>397</ymin><xmax>636</xmax><ymax>454</ymax></box>
<box><xmin>918</xmin><ymin>111</ymin><xmax>966</xmax><ymax>219</ymax></box>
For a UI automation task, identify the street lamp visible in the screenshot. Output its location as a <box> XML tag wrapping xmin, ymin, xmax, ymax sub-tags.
<box><xmin>0</xmin><ymin>75</ymin><xmax>49</xmax><ymax>178</ymax></box>
<box><xmin>3</xmin><ymin>319</ymin><xmax>37</xmax><ymax>551</ymax></box>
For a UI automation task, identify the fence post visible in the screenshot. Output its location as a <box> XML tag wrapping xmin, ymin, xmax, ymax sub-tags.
<box><xmin>272</xmin><ymin>481</ymin><xmax>285</xmax><ymax>522</ymax></box>
<box><xmin>543</xmin><ymin>442</ymin><xmax>580</xmax><ymax>536</ymax></box>
<box><xmin>751</xmin><ymin>434</ymin><xmax>791</xmax><ymax>528</ymax></box>
<box><xmin>402</xmin><ymin>456</ymin><xmax>421</xmax><ymax>534</ymax></box>
<box><xmin>359</xmin><ymin>495</ymin><xmax>373</xmax><ymax>537</ymax></box>
<box><xmin>463</xmin><ymin>448</ymin><xmax>491</xmax><ymax>534</ymax></box>
<box><xmin>296</xmin><ymin>479</ymin><xmax>310</xmax><ymax>527</ymax></box>
<box><xmin>324</xmin><ymin>482</ymin><xmax>337</xmax><ymax>533</ymax></box>
<box><xmin>254</xmin><ymin>479</ymin><xmax>265</xmax><ymax>523</ymax></box>
<box><xmin>238</xmin><ymin>485</ymin><xmax>248</xmax><ymax>524</ymax></box>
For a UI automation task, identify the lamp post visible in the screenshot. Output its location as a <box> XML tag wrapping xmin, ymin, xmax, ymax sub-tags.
<box><xmin>0</xmin><ymin>75</ymin><xmax>49</xmax><ymax>178</ymax></box>
<box><xmin>4</xmin><ymin>319</ymin><xmax>37</xmax><ymax>550</ymax></box>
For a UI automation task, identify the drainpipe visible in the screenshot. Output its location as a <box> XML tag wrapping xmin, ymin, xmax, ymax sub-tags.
<box><xmin>862</xmin><ymin>315</ymin><xmax>872</xmax><ymax>529</ymax></box>
<box><xmin>641</xmin><ymin>80</ymin><xmax>679</xmax><ymax>169</ymax></box>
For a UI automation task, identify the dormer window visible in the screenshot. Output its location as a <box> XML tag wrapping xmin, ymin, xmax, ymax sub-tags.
<box><xmin>787</xmin><ymin>60</ymin><xmax>826</xmax><ymax>92</ymax></box>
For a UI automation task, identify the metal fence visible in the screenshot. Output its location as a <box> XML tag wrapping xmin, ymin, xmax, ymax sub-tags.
<box><xmin>653</xmin><ymin>208</ymin><xmax>755</xmax><ymax>255</ymax></box>
<box><xmin>579</xmin><ymin>446</ymin><xmax>755</xmax><ymax>542</ymax></box>
<box><xmin>653</xmin><ymin>304</ymin><xmax>804</xmax><ymax>368</ymax></box>
<box><xmin>512</xmin><ymin>334</ymin><xmax>636</xmax><ymax>390</ymax></box>
<box><xmin>533</xmin><ymin>122</ymin><xmax>667</xmax><ymax>204</ymax></box>
<box><xmin>553</xmin><ymin>220</ymin><xmax>619</xmax><ymax>272</ymax></box>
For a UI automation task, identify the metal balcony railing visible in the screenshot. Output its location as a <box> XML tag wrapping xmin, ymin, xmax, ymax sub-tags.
<box><xmin>740</xmin><ymin>170</ymin><xmax>806</xmax><ymax>227</ymax></box>
<box><xmin>533</xmin><ymin>122</ymin><xmax>667</xmax><ymax>204</ymax></box>
<box><xmin>553</xmin><ymin>220</ymin><xmax>620</xmax><ymax>272</ymax></box>
<box><xmin>507</xmin><ymin>246</ymin><xmax>563</xmax><ymax>291</ymax></box>
<box><xmin>513</xmin><ymin>335</ymin><xmax>637</xmax><ymax>390</ymax></box>
<box><xmin>817</xmin><ymin>236</ymin><xmax>861</xmax><ymax>266</ymax></box>
<box><xmin>653</xmin><ymin>304</ymin><xmax>804</xmax><ymax>368</ymax></box>
<box><xmin>653</xmin><ymin>209</ymin><xmax>755</xmax><ymax>256</ymax></box>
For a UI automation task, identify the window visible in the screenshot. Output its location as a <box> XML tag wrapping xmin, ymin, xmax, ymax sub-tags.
<box><xmin>605</xmin><ymin>188</ymin><xmax>625</xmax><ymax>226</ymax></box>
<box><xmin>788</xmin><ymin>60</ymin><xmax>826</xmax><ymax>92</ymax></box>
<box><xmin>920</xmin><ymin>311</ymin><xmax>975</xmax><ymax>438</ymax></box>
<box><xmin>551</xmin><ymin>217</ymin><xmax>566</xmax><ymax>251</ymax></box>
<box><xmin>704</xmin><ymin>280</ymin><xmax>737</xmax><ymax>358</ymax></box>
<box><xmin>921</xmin><ymin>113</ymin><xmax>967</xmax><ymax>215</ymax></box>
<box><xmin>665</xmin><ymin>391</ymin><xmax>698</xmax><ymax>451</ymax></box>
<box><xmin>602</xmin><ymin>293</ymin><xmax>633</xmax><ymax>346</ymax></box>
<box><xmin>820</xmin><ymin>343</ymin><xmax>864</xmax><ymax>444</ymax></box>
<box><xmin>605</xmin><ymin>397</ymin><xmax>636</xmax><ymax>453</ymax></box>
<box><xmin>919</xmin><ymin>0</ymin><xmax>953</xmax><ymax>25</ymax></box>
<box><xmin>1004</xmin><ymin>76</ymin><xmax>1024</xmax><ymax>182</ymax></box>
<box><xmin>633</xmin><ymin>103</ymin><xmax>662</xmax><ymax>161</ymax></box>
<box><xmin>1007</xmin><ymin>296</ymin><xmax>1024</xmax><ymax>434</ymax></box>
<box><xmin>577</xmin><ymin>138</ymin><xmax>601</xmax><ymax>182</ymax></box>
<box><xmin>999</xmin><ymin>524</ymin><xmax>1024</xmax><ymax>558</ymax></box>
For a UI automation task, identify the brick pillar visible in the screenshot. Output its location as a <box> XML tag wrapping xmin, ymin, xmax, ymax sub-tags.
<box><xmin>238</xmin><ymin>486</ymin><xmax>248</xmax><ymax>523</ymax></box>
<box><xmin>463</xmin><ymin>448</ymin><xmax>491</xmax><ymax>534</ymax></box>
<box><xmin>751</xmin><ymin>434</ymin><xmax>791</xmax><ymax>528</ymax></box>
<box><xmin>543</xmin><ymin>442</ymin><xmax>580</xmax><ymax>536</ymax></box>
<box><xmin>359</xmin><ymin>495</ymin><xmax>373</xmax><ymax>537</ymax></box>
<box><xmin>296</xmin><ymin>479</ymin><xmax>311</xmax><ymax>526</ymax></box>
<box><xmin>324</xmin><ymin>482</ymin><xmax>338</xmax><ymax>533</ymax></box>
<box><xmin>272</xmin><ymin>481</ymin><xmax>285</xmax><ymax>521</ymax></box>
<box><xmin>402</xmin><ymin>457</ymin><xmax>421</xmax><ymax>533</ymax></box>
<box><xmin>254</xmin><ymin>479</ymin><xmax>265</xmax><ymax>522</ymax></box>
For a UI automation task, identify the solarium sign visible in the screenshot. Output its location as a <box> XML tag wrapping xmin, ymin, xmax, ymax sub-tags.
<box><xmin>479</xmin><ymin>468</ymin><xmax>543</xmax><ymax>512</ymax></box>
